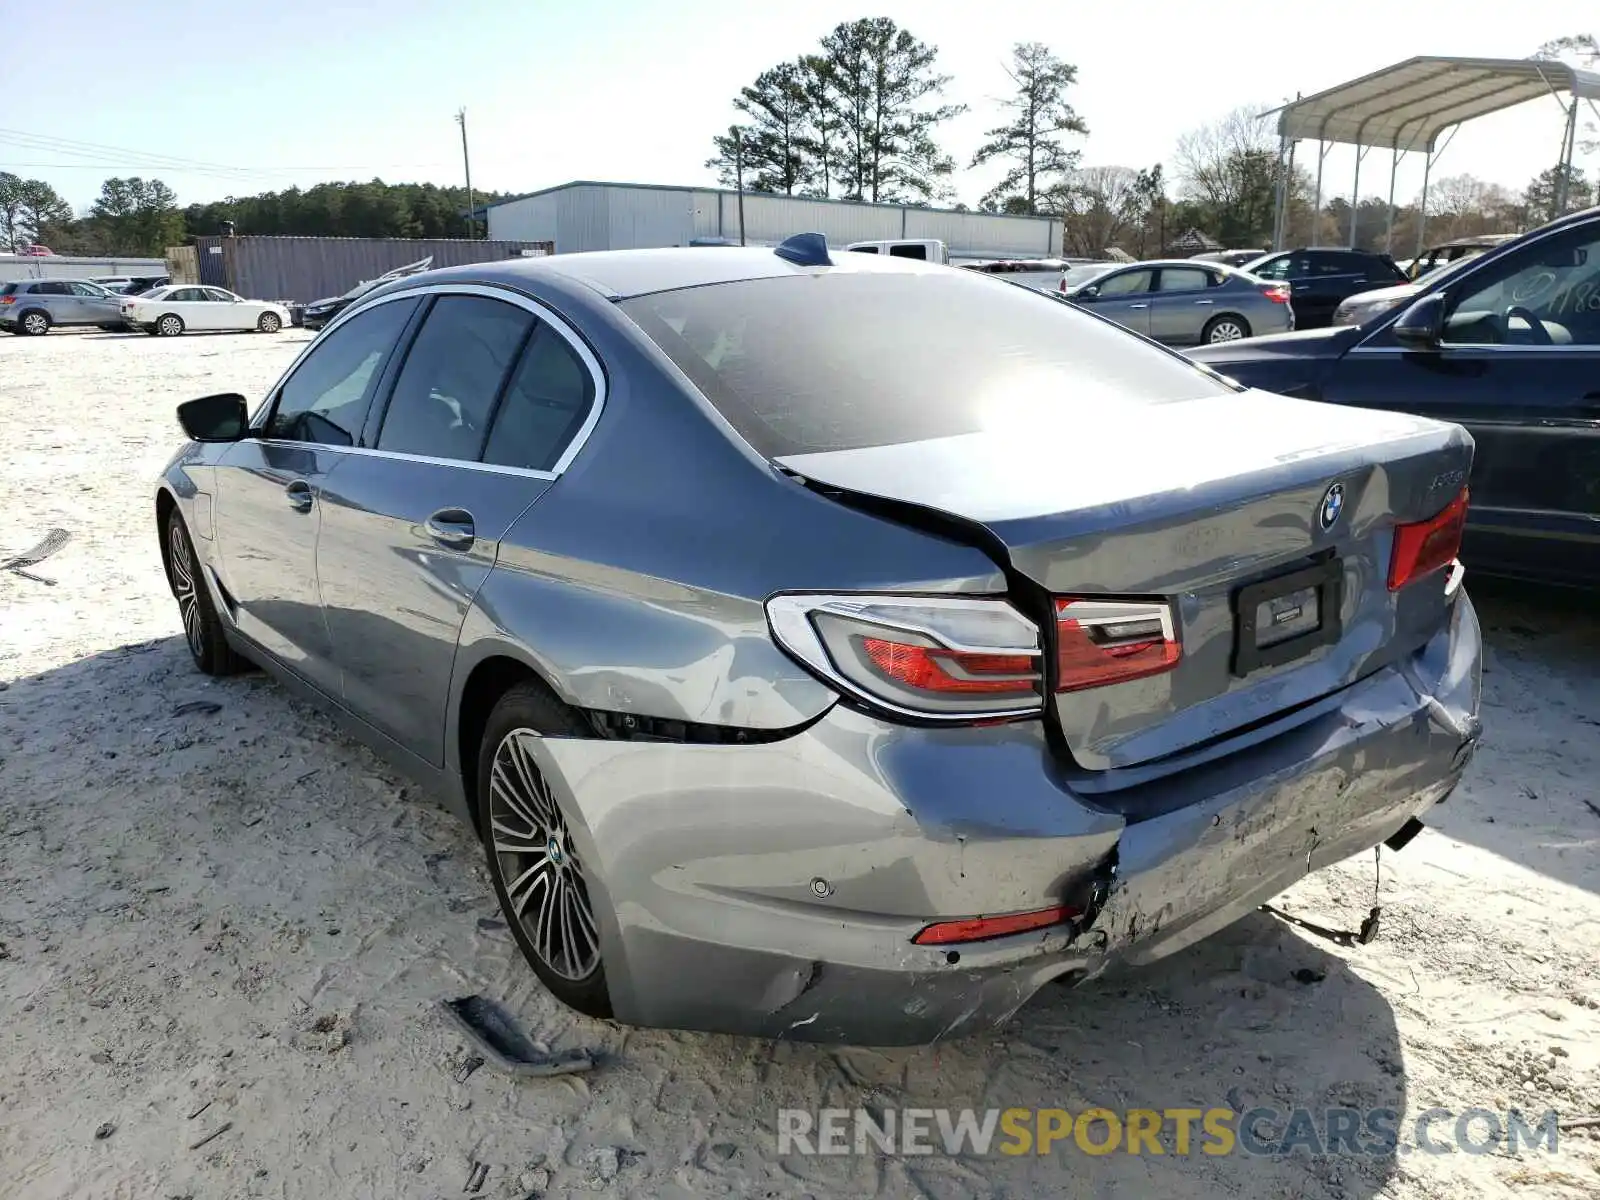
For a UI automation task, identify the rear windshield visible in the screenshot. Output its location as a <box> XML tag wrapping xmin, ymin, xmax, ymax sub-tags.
<box><xmin>620</xmin><ymin>270</ymin><xmax>1231</xmax><ymax>458</ymax></box>
<box><xmin>0</xmin><ymin>283</ymin><xmax>14</xmax><ymax>296</ymax></box>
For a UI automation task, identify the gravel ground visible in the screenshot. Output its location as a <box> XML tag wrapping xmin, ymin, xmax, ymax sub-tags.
<box><xmin>2</xmin><ymin>329</ymin><xmax>1598</xmax><ymax>1200</ymax></box>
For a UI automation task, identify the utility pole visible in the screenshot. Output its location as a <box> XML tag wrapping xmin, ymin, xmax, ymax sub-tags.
<box><xmin>455</xmin><ymin>107</ymin><xmax>475</xmax><ymax>238</ymax></box>
<box><xmin>730</xmin><ymin>125</ymin><xmax>746</xmax><ymax>246</ymax></box>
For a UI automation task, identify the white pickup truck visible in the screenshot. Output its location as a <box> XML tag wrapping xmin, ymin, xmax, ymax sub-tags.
<box><xmin>843</xmin><ymin>238</ymin><xmax>950</xmax><ymax>263</ymax></box>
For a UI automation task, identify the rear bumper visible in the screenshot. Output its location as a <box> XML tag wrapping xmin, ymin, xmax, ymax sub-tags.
<box><xmin>526</xmin><ymin>593</ymin><xmax>1482</xmax><ymax>1045</ymax></box>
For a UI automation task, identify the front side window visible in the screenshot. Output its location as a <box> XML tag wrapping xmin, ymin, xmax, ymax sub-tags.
<box><xmin>265</xmin><ymin>298</ymin><xmax>419</xmax><ymax>445</ymax></box>
<box><xmin>888</xmin><ymin>244</ymin><xmax>927</xmax><ymax>260</ymax></box>
<box><xmin>620</xmin><ymin>269</ymin><xmax>1231</xmax><ymax>458</ymax></box>
<box><xmin>1247</xmin><ymin>256</ymin><xmax>1288</xmax><ymax>280</ymax></box>
<box><xmin>67</xmin><ymin>282</ymin><xmax>104</xmax><ymax>296</ymax></box>
<box><xmin>481</xmin><ymin>327</ymin><xmax>595</xmax><ymax>471</ymax></box>
<box><xmin>170</xmin><ymin>287</ymin><xmax>205</xmax><ymax>302</ymax></box>
<box><xmin>1096</xmin><ymin>269</ymin><xmax>1153</xmax><ymax>296</ymax></box>
<box><xmin>375</xmin><ymin>295</ymin><xmax>533</xmax><ymax>461</ymax></box>
<box><xmin>204</xmin><ymin>288</ymin><xmax>236</xmax><ymax>302</ymax></box>
<box><xmin>1442</xmin><ymin>228</ymin><xmax>1600</xmax><ymax>346</ymax></box>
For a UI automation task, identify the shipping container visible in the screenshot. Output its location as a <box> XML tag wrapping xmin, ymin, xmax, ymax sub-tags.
<box><xmin>190</xmin><ymin>235</ymin><xmax>554</xmax><ymax>304</ymax></box>
<box><xmin>487</xmin><ymin>181</ymin><xmax>1062</xmax><ymax>260</ymax></box>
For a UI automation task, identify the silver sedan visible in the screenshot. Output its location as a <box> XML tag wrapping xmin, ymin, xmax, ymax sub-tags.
<box><xmin>155</xmin><ymin>238</ymin><xmax>1481</xmax><ymax>1045</ymax></box>
<box><xmin>1065</xmin><ymin>259</ymin><xmax>1294</xmax><ymax>345</ymax></box>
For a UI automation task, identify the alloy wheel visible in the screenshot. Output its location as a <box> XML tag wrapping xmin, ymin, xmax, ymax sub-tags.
<box><xmin>160</xmin><ymin>316</ymin><xmax>182</xmax><ymax>336</ymax></box>
<box><xmin>22</xmin><ymin>313</ymin><xmax>47</xmax><ymax>335</ymax></box>
<box><xmin>169</xmin><ymin>521</ymin><xmax>204</xmax><ymax>659</ymax></box>
<box><xmin>488</xmin><ymin>729</ymin><xmax>600</xmax><ymax>980</ymax></box>
<box><xmin>1208</xmin><ymin>320</ymin><xmax>1245</xmax><ymax>343</ymax></box>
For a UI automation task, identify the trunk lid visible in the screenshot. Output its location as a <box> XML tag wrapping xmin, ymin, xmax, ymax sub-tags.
<box><xmin>778</xmin><ymin>388</ymin><xmax>1473</xmax><ymax>770</ymax></box>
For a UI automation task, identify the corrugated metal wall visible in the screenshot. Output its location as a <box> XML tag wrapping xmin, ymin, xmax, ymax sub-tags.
<box><xmin>0</xmin><ymin>254</ymin><xmax>166</xmax><ymax>283</ymax></box>
<box><xmin>192</xmin><ymin>236</ymin><xmax>553</xmax><ymax>302</ymax></box>
<box><xmin>487</xmin><ymin>183</ymin><xmax>1063</xmax><ymax>258</ymax></box>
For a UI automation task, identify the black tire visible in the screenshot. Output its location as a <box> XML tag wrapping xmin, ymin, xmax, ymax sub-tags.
<box><xmin>476</xmin><ymin>682</ymin><xmax>611</xmax><ymax>1018</ymax></box>
<box><xmin>164</xmin><ymin>509</ymin><xmax>244</xmax><ymax>676</ymax></box>
<box><xmin>1202</xmin><ymin>314</ymin><xmax>1251</xmax><ymax>343</ymax></box>
<box><xmin>256</xmin><ymin>311</ymin><xmax>282</xmax><ymax>333</ymax></box>
<box><xmin>156</xmin><ymin>314</ymin><xmax>185</xmax><ymax>337</ymax></box>
<box><xmin>18</xmin><ymin>309</ymin><xmax>51</xmax><ymax>336</ymax></box>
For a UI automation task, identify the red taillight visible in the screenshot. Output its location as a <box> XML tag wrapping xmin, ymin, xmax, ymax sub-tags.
<box><xmin>860</xmin><ymin>637</ymin><xmax>1039</xmax><ymax>696</ymax></box>
<box><xmin>912</xmin><ymin>904</ymin><xmax>1080</xmax><ymax>946</ymax></box>
<box><xmin>1059</xmin><ymin>278</ymin><xmax>1068</xmax><ymax>293</ymax></box>
<box><xmin>0</xmin><ymin>296</ymin><xmax>13</xmax><ymax>305</ymax></box>
<box><xmin>1055</xmin><ymin>598</ymin><xmax>1181</xmax><ymax>693</ymax></box>
<box><xmin>1388</xmin><ymin>487</ymin><xmax>1469</xmax><ymax>591</ymax></box>
<box><xmin>1261</xmin><ymin>284</ymin><xmax>1291</xmax><ymax>304</ymax></box>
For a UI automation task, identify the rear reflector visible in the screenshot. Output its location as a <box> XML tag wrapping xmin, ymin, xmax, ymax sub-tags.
<box><xmin>1261</xmin><ymin>284</ymin><xmax>1292</xmax><ymax>303</ymax></box>
<box><xmin>1055</xmin><ymin>598</ymin><xmax>1181</xmax><ymax>693</ymax></box>
<box><xmin>912</xmin><ymin>904</ymin><xmax>1079</xmax><ymax>945</ymax></box>
<box><xmin>1388</xmin><ymin>487</ymin><xmax>1469</xmax><ymax>591</ymax></box>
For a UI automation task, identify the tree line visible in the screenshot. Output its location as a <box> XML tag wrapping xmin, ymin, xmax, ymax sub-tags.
<box><xmin>2</xmin><ymin>174</ymin><xmax>502</xmax><ymax>258</ymax></box>
<box><xmin>709</xmin><ymin>19</ymin><xmax>1599</xmax><ymax>256</ymax></box>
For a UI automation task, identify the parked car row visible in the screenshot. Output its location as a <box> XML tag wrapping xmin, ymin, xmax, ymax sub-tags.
<box><xmin>1</xmin><ymin>276</ymin><xmax>289</xmax><ymax>336</ymax></box>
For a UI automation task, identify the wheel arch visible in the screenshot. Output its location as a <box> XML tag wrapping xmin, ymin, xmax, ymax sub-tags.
<box><xmin>155</xmin><ymin>486</ymin><xmax>179</xmax><ymax>589</ymax></box>
<box><xmin>453</xmin><ymin>650</ymin><xmax>587</xmax><ymax>836</ymax></box>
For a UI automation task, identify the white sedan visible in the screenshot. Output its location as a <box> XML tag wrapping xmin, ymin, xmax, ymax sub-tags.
<box><xmin>122</xmin><ymin>285</ymin><xmax>289</xmax><ymax>336</ymax></box>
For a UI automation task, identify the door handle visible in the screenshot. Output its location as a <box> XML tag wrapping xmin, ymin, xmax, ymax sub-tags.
<box><xmin>1128</xmin><ymin>303</ymin><xmax>1149</xmax><ymax>309</ymax></box>
<box><xmin>284</xmin><ymin>480</ymin><xmax>313</xmax><ymax>512</ymax></box>
<box><xmin>1193</xmin><ymin>299</ymin><xmax>1214</xmax><ymax>305</ymax></box>
<box><xmin>424</xmin><ymin>507</ymin><xmax>476</xmax><ymax>549</ymax></box>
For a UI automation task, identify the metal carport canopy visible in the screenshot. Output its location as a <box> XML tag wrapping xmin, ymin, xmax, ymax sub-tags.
<box><xmin>1268</xmin><ymin>56</ymin><xmax>1600</xmax><ymax>253</ymax></box>
<box><xmin>1274</xmin><ymin>55</ymin><xmax>1600</xmax><ymax>151</ymax></box>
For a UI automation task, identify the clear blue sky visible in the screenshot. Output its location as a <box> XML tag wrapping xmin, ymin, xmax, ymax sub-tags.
<box><xmin>10</xmin><ymin>0</ymin><xmax>1595</xmax><ymax>213</ymax></box>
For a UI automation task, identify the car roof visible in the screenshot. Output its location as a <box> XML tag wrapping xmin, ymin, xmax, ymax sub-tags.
<box><xmin>384</xmin><ymin>243</ymin><xmax>955</xmax><ymax>301</ymax></box>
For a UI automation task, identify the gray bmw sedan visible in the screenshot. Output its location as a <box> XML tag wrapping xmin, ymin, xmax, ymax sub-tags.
<box><xmin>155</xmin><ymin>235</ymin><xmax>1483</xmax><ymax>1045</ymax></box>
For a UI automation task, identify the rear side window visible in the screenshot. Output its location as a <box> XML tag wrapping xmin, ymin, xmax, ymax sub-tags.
<box><xmin>35</xmin><ymin>281</ymin><xmax>70</xmax><ymax>295</ymax></box>
<box><xmin>1156</xmin><ymin>267</ymin><xmax>1212</xmax><ymax>293</ymax></box>
<box><xmin>888</xmin><ymin>244</ymin><xmax>927</xmax><ymax>260</ymax></box>
<box><xmin>376</xmin><ymin>295</ymin><xmax>534</xmax><ymax>461</ymax></box>
<box><xmin>266</xmin><ymin>298</ymin><xmax>419</xmax><ymax>445</ymax></box>
<box><xmin>481</xmin><ymin>327</ymin><xmax>595</xmax><ymax>471</ymax></box>
<box><xmin>620</xmin><ymin>270</ymin><xmax>1231</xmax><ymax>458</ymax></box>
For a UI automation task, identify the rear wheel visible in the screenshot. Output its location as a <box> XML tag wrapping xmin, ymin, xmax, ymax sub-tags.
<box><xmin>477</xmin><ymin>683</ymin><xmax>611</xmax><ymax>1018</ymax></box>
<box><xmin>165</xmin><ymin>510</ymin><xmax>244</xmax><ymax>676</ymax></box>
<box><xmin>256</xmin><ymin>311</ymin><xmax>282</xmax><ymax>333</ymax></box>
<box><xmin>19</xmin><ymin>310</ymin><xmax>50</xmax><ymax>336</ymax></box>
<box><xmin>1203</xmin><ymin>315</ymin><xmax>1250</xmax><ymax>343</ymax></box>
<box><xmin>157</xmin><ymin>314</ymin><xmax>185</xmax><ymax>337</ymax></box>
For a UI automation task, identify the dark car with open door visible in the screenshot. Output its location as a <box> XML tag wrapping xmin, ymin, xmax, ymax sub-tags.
<box><xmin>1191</xmin><ymin>206</ymin><xmax>1600</xmax><ymax>587</ymax></box>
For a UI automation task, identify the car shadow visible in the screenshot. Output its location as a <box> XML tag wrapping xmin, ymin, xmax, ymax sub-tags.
<box><xmin>1426</xmin><ymin>577</ymin><xmax>1600</xmax><ymax>896</ymax></box>
<box><xmin>2</xmin><ymin>633</ymin><xmax>1409</xmax><ymax>1198</ymax></box>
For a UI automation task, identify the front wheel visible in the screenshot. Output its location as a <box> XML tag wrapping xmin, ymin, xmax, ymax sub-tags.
<box><xmin>165</xmin><ymin>510</ymin><xmax>244</xmax><ymax>676</ymax></box>
<box><xmin>257</xmin><ymin>311</ymin><xmax>282</xmax><ymax>333</ymax></box>
<box><xmin>157</xmin><ymin>314</ymin><xmax>185</xmax><ymax>337</ymax></box>
<box><xmin>477</xmin><ymin>682</ymin><xmax>611</xmax><ymax>1018</ymax></box>
<box><xmin>1203</xmin><ymin>315</ymin><xmax>1250</xmax><ymax>343</ymax></box>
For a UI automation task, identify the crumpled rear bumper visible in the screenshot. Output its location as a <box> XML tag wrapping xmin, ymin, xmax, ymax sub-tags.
<box><xmin>527</xmin><ymin>592</ymin><xmax>1482</xmax><ymax>1045</ymax></box>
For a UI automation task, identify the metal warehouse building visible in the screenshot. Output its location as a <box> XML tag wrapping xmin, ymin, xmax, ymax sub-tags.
<box><xmin>190</xmin><ymin>235</ymin><xmax>553</xmax><ymax>304</ymax></box>
<box><xmin>485</xmin><ymin>181</ymin><xmax>1063</xmax><ymax>259</ymax></box>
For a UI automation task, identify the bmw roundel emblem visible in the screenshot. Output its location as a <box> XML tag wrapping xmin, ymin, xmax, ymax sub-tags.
<box><xmin>1319</xmin><ymin>483</ymin><xmax>1346</xmax><ymax>531</ymax></box>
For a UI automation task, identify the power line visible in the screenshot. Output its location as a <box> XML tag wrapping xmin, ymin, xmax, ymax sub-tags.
<box><xmin>0</xmin><ymin>127</ymin><xmax>451</xmax><ymax>181</ymax></box>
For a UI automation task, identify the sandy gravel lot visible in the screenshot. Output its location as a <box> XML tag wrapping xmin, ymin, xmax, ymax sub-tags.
<box><xmin>2</xmin><ymin>328</ymin><xmax>1598</xmax><ymax>1200</ymax></box>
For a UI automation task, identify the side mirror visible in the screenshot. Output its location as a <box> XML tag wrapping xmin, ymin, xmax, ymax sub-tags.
<box><xmin>177</xmin><ymin>393</ymin><xmax>249</xmax><ymax>442</ymax></box>
<box><xmin>1076</xmin><ymin>285</ymin><xmax>1099</xmax><ymax>300</ymax></box>
<box><xmin>1392</xmin><ymin>293</ymin><xmax>1445</xmax><ymax>351</ymax></box>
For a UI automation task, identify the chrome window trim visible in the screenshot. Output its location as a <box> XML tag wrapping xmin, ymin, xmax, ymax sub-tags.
<box><xmin>1346</xmin><ymin>343</ymin><xmax>1600</xmax><ymax>356</ymax></box>
<box><xmin>250</xmin><ymin>437</ymin><xmax>558</xmax><ymax>482</ymax></box>
<box><xmin>247</xmin><ymin>282</ymin><xmax>606</xmax><ymax>478</ymax></box>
